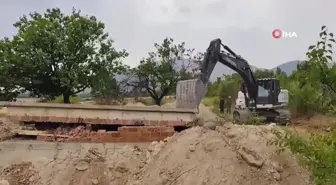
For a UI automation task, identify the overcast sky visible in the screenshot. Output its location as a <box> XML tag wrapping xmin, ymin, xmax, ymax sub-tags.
<box><xmin>0</xmin><ymin>0</ymin><xmax>335</xmax><ymax>69</ymax></box>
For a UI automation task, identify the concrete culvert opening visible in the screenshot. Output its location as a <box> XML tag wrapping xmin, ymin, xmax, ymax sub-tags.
<box><xmin>91</xmin><ymin>124</ymin><xmax>121</xmax><ymax>132</ymax></box>
<box><xmin>32</xmin><ymin>122</ymin><xmax>87</xmax><ymax>131</ymax></box>
<box><xmin>174</xmin><ymin>126</ymin><xmax>189</xmax><ymax>132</ymax></box>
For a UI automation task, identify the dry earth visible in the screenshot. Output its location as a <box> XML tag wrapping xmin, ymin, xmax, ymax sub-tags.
<box><xmin>0</xmin><ymin>102</ymin><xmax>314</xmax><ymax>185</ymax></box>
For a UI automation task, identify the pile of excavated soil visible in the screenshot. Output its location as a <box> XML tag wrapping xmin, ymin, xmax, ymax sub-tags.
<box><xmin>0</xmin><ymin>146</ymin><xmax>147</xmax><ymax>185</ymax></box>
<box><xmin>0</xmin><ymin>161</ymin><xmax>39</xmax><ymax>185</ymax></box>
<box><xmin>64</xmin><ymin>147</ymin><xmax>145</xmax><ymax>185</ymax></box>
<box><xmin>0</xmin><ymin>103</ymin><xmax>314</xmax><ymax>185</ymax></box>
<box><xmin>0</xmin><ymin>125</ymin><xmax>313</xmax><ymax>185</ymax></box>
<box><xmin>49</xmin><ymin>146</ymin><xmax>146</xmax><ymax>185</ymax></box>
<box><xmin>129</xmin><ymin>101</ymin><xmax>312</xmax><ymax>185</ymax></box>
<box><xmin>130</xmin><ymin>125</ymin><xmax>313</xmax><ymax>185</ymax></box>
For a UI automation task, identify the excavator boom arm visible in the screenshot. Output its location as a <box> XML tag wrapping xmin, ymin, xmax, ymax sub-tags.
<box><xmin>175</xmin><ymin>38</ymin><xmax>258</xmax><ymax>109</ymax></box>
<box><xmin>198</xmin><ymin>39</ymin><xmax>258</xmax><ymax>101</ymax></box>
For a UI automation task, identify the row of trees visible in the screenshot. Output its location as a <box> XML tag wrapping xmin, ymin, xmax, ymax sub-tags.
<box><xmin>0</xmin><ymin>8</ymin><xmax>199</xmax><ymax>104</ymax></box>
<box><xmin>207</xmin><ymin>26</ymin><xmax>336</xmax><ymax>117</ymax></box>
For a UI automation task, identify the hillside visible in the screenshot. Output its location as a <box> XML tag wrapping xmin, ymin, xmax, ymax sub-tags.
<box><xmin>271</xmin><ymin>60</ymin><xmax>333</xmax><ymax>76</ymax></box>
<box><xmin>271</xmin><ymin>60</ymin><xmax>301</xmax><ymax>75</ymax></box>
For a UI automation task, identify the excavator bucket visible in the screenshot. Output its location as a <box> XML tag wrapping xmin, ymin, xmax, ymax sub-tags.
<box><xmin>175</xmin><ymin>79</ymin><xmax>207</xmax><ymax>109</ymax></box>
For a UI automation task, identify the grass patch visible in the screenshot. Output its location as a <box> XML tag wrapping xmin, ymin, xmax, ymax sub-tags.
<box><xmin>50</xmin><ymin>96</ymin><xmax>83</xmax><ymax>104</ymax></box>
<box><xmin>202</xmin><ymin>96</ymin><xmax>219</xmax><ymax>107</ymax></box>
<box><xmin>133</xmin><ymin>96</ymin><xmax>175</xmax><ymax>106</ymax></box>
<box><xmin>162</xmin><ymin>96</ymin><xmax>175</xmax><ymax>104</ymax></box>
<box><xmin>135</xmin><ymin>98</ymin><xmax>156</xmax><ymax>106</ymax></box>
<box><xmin>94</xmin><ymin>98</ymin><xmax>127</xmax><ymax>105</ymax></box>
<box><xmin>211</xmin><ymin>107</ymin><xmax>226</xmax><ymax>117</ymax></box>
<box><xmin>240</xmin><ymin>115</ymin><xmax>264</xmax><ymax>125</ymax></box>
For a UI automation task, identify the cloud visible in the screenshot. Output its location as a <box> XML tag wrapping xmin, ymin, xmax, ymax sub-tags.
<box><xmin>0</xmin><ymin>0</ymin><xmax>335</xmax><ymax>70</ymax></box>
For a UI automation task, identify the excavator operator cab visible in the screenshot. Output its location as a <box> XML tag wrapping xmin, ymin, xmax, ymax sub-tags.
<box><xmin>256</xmin><ymin>78</ymin><xmax>280</xmax><ymax>105</ymax></box>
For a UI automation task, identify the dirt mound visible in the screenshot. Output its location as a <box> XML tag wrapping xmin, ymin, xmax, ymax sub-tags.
<box><xmin>197</xmin><ymin>104</ymin><xmax>218</xmax><ymax>122</ymax></box>
<box><xmin>0</xmin><ymin>161</ymin><xmax>39</xmax><ymax>185</ymax></box>
<box><xmin>132</xmin><ymin>126</ymin><xmax>313</xmax><ymax>185</ymax></box>
<box><xmin>34</xmin><ymin>146</ymin><xmax>147</xmax><ymax>185</ymax></box>
<box><xmin>67</xmin><ymin>148</ymin><xmax>110</xmax><ymax>185</ymax></box>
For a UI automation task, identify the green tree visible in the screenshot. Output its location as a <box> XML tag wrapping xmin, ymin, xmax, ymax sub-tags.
<box><xmin>90</xmin><ymin>69</ymin><xmax>124</xmax><ymax>101</ymax></box>
<box><xmin>306</xmin><ymin>26</ymin><xmax>336</xmax><ymax>95</ymax></box>
<box><xmin>127</xmin><ymin>38</ymin><xmax>197</xmax><ymax>105</ymax></box>
<box><xmin>219</xmin><ymin>75</ymin><xmax>241</xmax><ymax>99</ymax></box>
<box><xmin>275</xmin><ymin>67</ymin><xmax>286</xmax><ymax>75</ymax></box>
<box><xmin>0</xmin><ymin>39</ymin><xmax>23</xmax><ymax>101</ymax></box>
<box><xmin>4</xmin><ymin>8</ymin><xmax>128</xmax><ymax>103</ymax></box>
<box><xmin>287</xmin><ymin>26</ymin><xmax>336</xmax><ymax>116</ymax></box>
<box><xmin>254</xmin><ymin>69</ymin><xmax>276</xmax><ymax>79</ymax></box>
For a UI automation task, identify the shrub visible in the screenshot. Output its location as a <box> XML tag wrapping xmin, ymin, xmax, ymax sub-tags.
<box><xmin>202</xmin><ymin>96</ymin><xmax>219</xmax><ymax>107</ymax></box>
<box><xmin>268</xmin><ymin>129</ymin><xmax>336</xmax><ymax>185</ymax></box>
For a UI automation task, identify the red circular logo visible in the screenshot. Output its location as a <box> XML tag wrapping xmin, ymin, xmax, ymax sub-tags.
<box><xmin>272</xmin><ymin>29</ymin><xmax>282</xmax><ymax>39</ymax></box>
